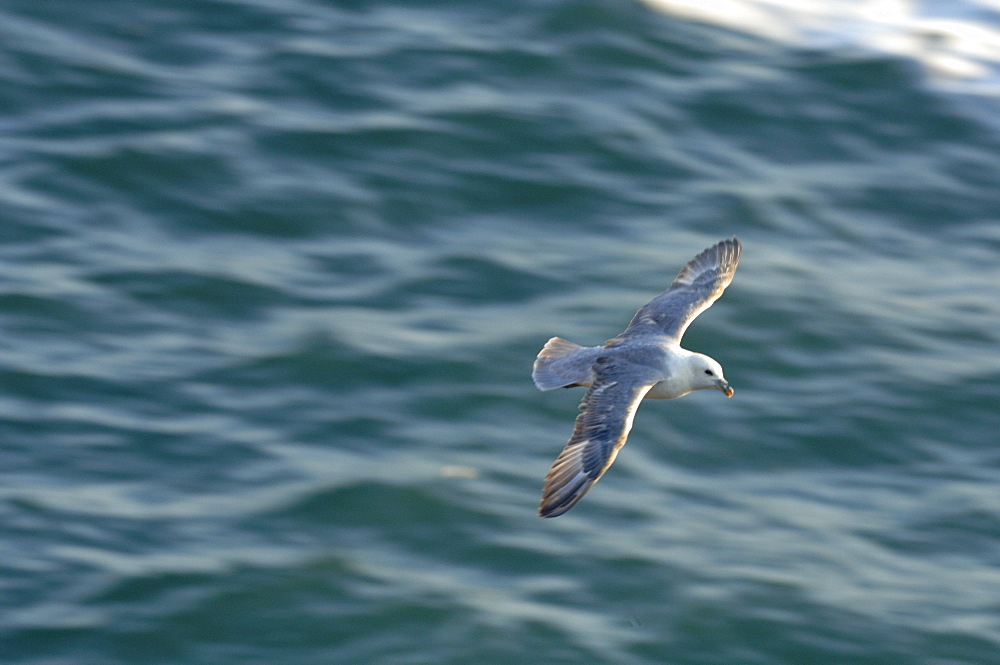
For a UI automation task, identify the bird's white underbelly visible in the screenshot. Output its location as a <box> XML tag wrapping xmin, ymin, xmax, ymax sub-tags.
<box><xmin>645</xmin><ymin>378</ymin><xmax>692</xmax><ymax>400</ymax></box>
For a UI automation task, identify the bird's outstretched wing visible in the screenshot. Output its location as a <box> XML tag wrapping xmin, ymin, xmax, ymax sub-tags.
<box><xmin>539</xmin><ymin>357</ymin><xmax>659</xmax><ymax>517</ymax></box>
<box><xmin>615</xmin><ymin>237</ymin><xmax>741</xmax><ymax>344</ymax></box>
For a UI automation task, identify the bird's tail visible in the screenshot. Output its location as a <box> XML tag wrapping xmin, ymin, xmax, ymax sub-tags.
<box><xmin>531</xmin><ymin>337</ymin><xmax>600</xmax><ymax>391</ymax></box>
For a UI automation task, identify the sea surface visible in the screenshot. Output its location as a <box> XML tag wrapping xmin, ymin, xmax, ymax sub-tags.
<box><xmin>2</xmin><ymin>1</ymin><xmax>1000</xmax><ymax>664</ymax></box>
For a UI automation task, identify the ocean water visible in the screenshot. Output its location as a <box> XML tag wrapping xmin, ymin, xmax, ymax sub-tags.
<box><xmin>2</xmin><ymin>1</ymin><xmax>1000</xmax><ymax>664</ymax></box>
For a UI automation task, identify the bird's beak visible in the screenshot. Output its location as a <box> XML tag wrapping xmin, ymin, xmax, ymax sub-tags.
<box><xmin>716</xmin><ymin>379</ymin><xmax>734</xmax><ymax>398</ymax></box>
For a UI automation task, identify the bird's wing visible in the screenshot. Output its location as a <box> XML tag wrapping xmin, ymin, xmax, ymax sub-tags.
<box><xmin>615</xmin><ymin>237</ymin><xmax>741</xmax><ymax>344</ymax></box>
<box><xmin>539</xmin><ymin>357</ymin><xmax>659</xmax><ymax>517</ymax></box>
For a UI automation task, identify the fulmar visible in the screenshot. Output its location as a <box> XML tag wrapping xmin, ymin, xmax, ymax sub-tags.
<box><xmin>532</xmin><ymin>237</ymin><xmax>741</xmax><ymax>517</ymax></box>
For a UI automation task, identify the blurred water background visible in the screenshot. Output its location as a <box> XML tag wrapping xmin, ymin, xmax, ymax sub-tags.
<box><xmin>2</xmin><ymin>1</ymin><xmax>1000</xmax><ymax>663</ymax></box>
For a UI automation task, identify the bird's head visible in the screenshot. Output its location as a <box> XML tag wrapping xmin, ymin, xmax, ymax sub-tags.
<box><xmin>689</xmin><ymin>353</ymin><xmax>734</xmax><ymax>397</ymax></box>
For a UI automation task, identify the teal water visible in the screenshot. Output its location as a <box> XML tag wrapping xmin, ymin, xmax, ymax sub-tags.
<box><xmin>2</xmin><ymin>1</ymin><xmax>1000</xmax><ymax>664</ymax></box>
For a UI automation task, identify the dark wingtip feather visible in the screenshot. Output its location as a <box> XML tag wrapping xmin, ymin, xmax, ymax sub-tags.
<box><xmin>539</xmin><ymin>477</ymin><xmax>592</xmax><ymax>517</ymax></box>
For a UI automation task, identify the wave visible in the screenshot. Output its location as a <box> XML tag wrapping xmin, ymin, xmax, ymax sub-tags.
<box><xmin>642</xmin><ymin>0</ymin><xmax>1000</xmax><ymax>93</ymax></box>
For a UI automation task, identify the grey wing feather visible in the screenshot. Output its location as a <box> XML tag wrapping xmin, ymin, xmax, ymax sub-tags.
<box><xmin>616</xmin><ymin>237</ymin><xmax>741</xmax><ymax>344</ymax></box>
<box><xmin>539</xmin><ymin>358</ymin><xmax>658</xmax><ymax>517</ymax></box>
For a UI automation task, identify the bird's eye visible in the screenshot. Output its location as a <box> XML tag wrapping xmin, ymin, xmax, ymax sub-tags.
<box><xmin>704</xmin><ymin>369</ymin><xmax>714</xmax><ymax>376</ymax></box>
